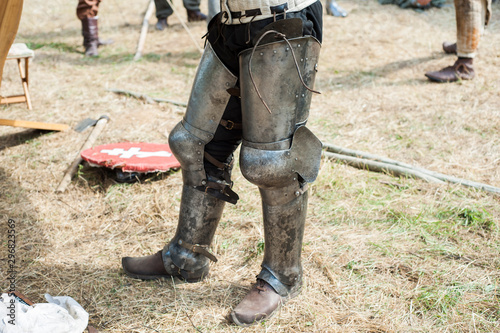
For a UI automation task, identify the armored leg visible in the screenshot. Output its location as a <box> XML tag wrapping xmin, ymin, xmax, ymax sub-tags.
<box><xmin>122</xmin><ymin>43</ymin><xmax>238</xmax><ymax>281</ymax></box>
<box><xmin>231</xmin><ymin>35</ymin><xmax>322</xmax><ymax>326</ymax></box>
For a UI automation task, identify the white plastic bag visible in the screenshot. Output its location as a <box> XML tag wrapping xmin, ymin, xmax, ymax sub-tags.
<box><xmin>0</xmin><ymin>293</ymin><xmax>89</xmax><ymax>333</ymax></box>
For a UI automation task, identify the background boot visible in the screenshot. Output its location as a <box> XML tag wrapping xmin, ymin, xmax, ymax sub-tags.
<box><xmin>425</xmin><ymin>58</ymin><xmax>474</xmax><ymax>83</ymax></box>
<box><xmin>442</xmin><ymin>41</ymin><xmax>457</xmax><ymax>54</ymax></box>
<box><xmin>155</xmin><ymin>18</ymin><xmax>168</xmax><ymax>31</ymax></box>
<box><xmin>187</xmin><ymin>9</ymin><xmax>207</xmax><ymax>22</ymax></box>
<box><xmin>81</xmin><ymin>17</ymin><xmax>99</xmax><ymax>57</ymax></box>
<box><xmin>326</xmin><ymin>0</ymin><xmax>348</xmax><ymax>17</ymax></box>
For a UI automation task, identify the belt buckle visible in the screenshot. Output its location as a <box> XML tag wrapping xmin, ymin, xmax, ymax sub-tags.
<box><xmin>225</xmin><ymin>120</ymin><xmax>234</xmax><ymax>130</ymax></box>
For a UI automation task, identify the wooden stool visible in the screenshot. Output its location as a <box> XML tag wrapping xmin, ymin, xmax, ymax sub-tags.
<box><xmin>0</xmin><ymin>43</ymin><xmax>34</xmax><ymax>110</ymax></box>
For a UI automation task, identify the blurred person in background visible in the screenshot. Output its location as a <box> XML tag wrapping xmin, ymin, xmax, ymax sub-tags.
<box><xmin>154</xmin><ymin>0</ymin><xmax>207</xmax><ymax>30</ymax></box>
<box><xmin>77</xmin><ymin>0</ymin><xmax>113</xmax><ymax>57</ymax></box>
<box><xmin>425</xmin><ymin>0</ymin><xmax>492</xmax><ymax>82</ymax></box>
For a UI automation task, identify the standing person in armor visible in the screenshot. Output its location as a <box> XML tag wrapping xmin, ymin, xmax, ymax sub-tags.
<box><xmin>122</xmin><ymin>0</ymin><xmax>323</xmax><ymax>327</ymax></box>
<box><xmin>77</xmin><ymin>0</ymin><xmax>113</xmax><ymax>57</ymax></box>
<box><xmin>425</xmin><ymin>0</ymin><xmax>492</xmax><ymax>82</ymax></box>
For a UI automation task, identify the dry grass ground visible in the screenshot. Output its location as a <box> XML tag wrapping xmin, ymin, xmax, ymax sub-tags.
<box><xmin>1</xmin><ymin>0</ymin><xmax>499</xmax><ymax>331</ymax></box>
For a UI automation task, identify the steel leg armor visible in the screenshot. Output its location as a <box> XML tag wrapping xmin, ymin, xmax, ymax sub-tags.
<box><xmin>239</xmin><ymin>36</ymin><xmax>322</xmax><ymax>296</ymax></box>
<box><xmin>163</xmin><ymin>43</ymin><xmax>238</xmax><ymax>279</ymax></box>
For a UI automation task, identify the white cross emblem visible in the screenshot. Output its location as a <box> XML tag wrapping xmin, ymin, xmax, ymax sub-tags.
<box><xmin>100</xmin><ymin>147</ymin><xmax>173</xmax><ymax>159</ymax></box>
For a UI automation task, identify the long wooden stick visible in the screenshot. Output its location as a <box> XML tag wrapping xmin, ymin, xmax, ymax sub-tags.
<box><xmin>323</xmin><ymin>151</ymin><xmax>445</xmax><ymax>184</ymax></box>
<box><xmin>322</xmin><ymin>143</ymin><xmax>500</xmax><ymax>194</ymax></box>
<box><xmin>55</xmin><ymin>117</ymin><xmax>109</xmax><ymax>193</ymax></box>
<box><xmin>0</xmin><ymin>118</ymin><xmax>69</xmax><ymax>131</ymax></box>
<box><xmin>107</xmin><ymin>88</ymin><xmax>187</xmax><ymax>107</ymax></box>
<box><xmin>133</xmin><ymin>0</ymin><xmax>155</xmax><ymax>61</ymax></box>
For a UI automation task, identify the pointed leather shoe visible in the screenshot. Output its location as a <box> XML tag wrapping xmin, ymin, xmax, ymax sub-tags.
<box><xmin>425</xmin><ymin>58</ymin><xmax>474</xmax><ymax>83</ymax></box>
<box><xmin>442</xmin><ymin>41</ymin><xmax>457</xmax><ymax>54</ymax></box>
<box><xmin>230</xmin><ymin>279</ymin><xmax>284</xmax><ymax>327</ymax></box>
<box><xmin>122</xmin><ymin>250</ymin><xmax>173</xmax><ymax>280</ymax></box>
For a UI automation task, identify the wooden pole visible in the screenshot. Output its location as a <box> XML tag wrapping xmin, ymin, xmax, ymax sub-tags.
<box><xmin>0</xmin><ymin>119</ymin><xmax>69</xmax><ymax>131</ymax></box>
<box><xmin>55</xmin><ymin>117</ymin><xmax>109</xmax><ymax>193</ymax></box>
<box><xmin>322</xmin><ymin>143</ymin><xmax>500</xmax><ymax>194</ymax></box>
<box><xmin>323</xmin><ymin>151</ymin><xmax>445</xmax><ymax>184</ymax></box>
<box><xmin>133</xmin><ymin>0</ymin><xmax>155</xmax><ymax>61</ymax></box>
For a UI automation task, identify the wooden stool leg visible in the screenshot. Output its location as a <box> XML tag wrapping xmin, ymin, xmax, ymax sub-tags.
<box><xmin>16</xmin><ymin>57</ymin><xmax>32</xmax><ymax>110</ymax></box>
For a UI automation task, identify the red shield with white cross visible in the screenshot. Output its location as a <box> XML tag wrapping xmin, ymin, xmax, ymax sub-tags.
<box><xmin>81</xmin><ymin>142</ymin><xmax>180</xmax><ymax>173</ymax></box>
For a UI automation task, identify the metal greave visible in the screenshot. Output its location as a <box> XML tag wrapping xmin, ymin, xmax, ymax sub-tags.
<box><xmin>162</xmin><ymin>185</ymin><xmax>225</xmax><ymax>281</ymax></box>
<box><xmin>257</xmin><ymin>189</ymin><xmax>308</xmax><ymax>297</ymax></box>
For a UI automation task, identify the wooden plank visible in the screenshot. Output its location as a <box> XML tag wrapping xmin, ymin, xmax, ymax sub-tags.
<box><xmin>0</xmin><ymin>95</ymin><xmax>26</xmax><ymax>103</ymax></box>
<box><xmin>0</xmin><ymin>118</ymin><xmax>69</xmax><ymax>131</ymax></box>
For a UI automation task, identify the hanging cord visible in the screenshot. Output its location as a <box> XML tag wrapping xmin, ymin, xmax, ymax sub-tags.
<box><xmin>248</xmin><ymin>29</ymin><xmax>321</xmax><ymax>114</ymax></box>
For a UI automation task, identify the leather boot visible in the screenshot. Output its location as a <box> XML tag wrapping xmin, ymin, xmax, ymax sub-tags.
<box><xmin>442</xmin><ymin>41</ymin><xmax>457</xmax><ymax>54</ymax></box>
<box><xmin>425</xmin><ymin>58</ymin><xmax>474</xmax><ymax>83</ymax></box>
<box><xmin>230</xmin><ymin>189</ymin><xmax>308</xmax><ymax>326</ymax></box>
<box><xmin>326</xmin><ymin>0</ymin><xmax>348</xmax><ymax>17</ymax></box>
<box><xmin>230</xmin><ymin>279</ymin><xmax>282</xmax><ymax>327</ymax></box>
<box><xmin>122</xmin><ymin>250</ymin><xmax>173</xmax><ymax>280</ymax></box>
<box><xmin>187</xmin><ymin>9</ymin><xmax>207</xmax><ymax>22</ymax></box>
<box><xmin>122</xmin><ymin>185</ymin><xmax>225</xmax><ymax>282</ymax></box>
<box><xmin>81</xmin><ymin>17</ymin><xmax>99</xmax><ymax>57</ymax></box>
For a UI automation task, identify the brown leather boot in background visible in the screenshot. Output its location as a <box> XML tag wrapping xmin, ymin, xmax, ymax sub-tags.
<box><xmin>425</xmin><ymin>58</ymin><xmax>474</xmax><ymax>83</ymax></box>
<box><xmin>81</xmin><ymin>17</ymin><xmax>99</xmax><ymax>57</ymax></box>
<box><xmin>187</xmin><ymin>9</ymin><xmax>207</xmax><ymax>22</ymax></box>
<box><xmin>81</xmin><ymin>17</ymin><xmax>113</xmax><ymax>57</ymax></box>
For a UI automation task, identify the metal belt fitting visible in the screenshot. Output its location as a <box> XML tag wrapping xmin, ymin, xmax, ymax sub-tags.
<box><xmin>227</xmin><ymin>2</ymin><xmax>288</xmax><ymax>20</ymax></box>
<box><xmin>178</xmin><ymin>239</ymin><xmax>218</xmax><ymax>262</ymax></box>
<box><xmin>220</xmin><ymin>119</ymin><xmax>242</xmax><ymax>130</ymax></box>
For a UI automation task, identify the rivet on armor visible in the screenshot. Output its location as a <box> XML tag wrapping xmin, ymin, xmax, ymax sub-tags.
<box><xmin>178</xmin><ymin>240</ymin><xmax>183</xmax><ymax>244</ymax></box>
<box><xmin>300</xmin><ymin>58</ymin><xmax>303</xmax><ymax>62</ymax></box>
<box><xmin>197</xmin><ymin>159</ymin><xmax>200</xmax><ymax>162</ymax></box>
<box><xmin>260</xmin><ymin>52</ymin><xmax>263</xmax><ymax>56</ymax></box>
<box><xmin>198</xmin><ymin>142</ymin><xmax>202</xmax><ymax>145</ymax></box>
<box><xmin>199</xmin><ymin>168</ymin><xmax>202</xmax><ymax>171</ymax></box>
<box><xmin>295</xmin><ymin>157</ymin><xmax>298</xmax><ymax>161</ymax></box>
<box><xmin>295</xmin><ymin>191</ymin><xmax>300</xmax><ymax>197</ymax></box>
<box><xmin>201</xmin><ymin>180</ymin><xmax>207</xmax><ymax>185</ymax></box>
<box><xmin>298</xmin><ymin>44</ymin><xmax>301</xmax><ymax>47</ymax></box>
<box><xmin>197</xmin><ymin>151</ymin><xmax>201</xmax><ymax>155</ymax></box>
<box><xmin>171</xmin><ymin>264</ymin><xmax>175</xmax><ymax>269</ymax></box>
<box><xmin>295</xmin><ymin>94</ymin><xmax>299</xmax><ymax>98</ymax></box>
<box><xmin>273</xmin><ymin>50</ymin><xmax>277</xmax><ymax>54</ymax></box>
<box><xmin>286</xmin><ymin>47</ymin><xmax>289</xmax><ymax>51</ymax></box>
<box><xmin>226</xmin><ymin>82</ymin><xmax>230</xmax><ymax>86</ymax></box>
<box><xmin>302</xmin><ymin>94</ymin><xmax>305</xmax><ymax>97</ymax></box>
